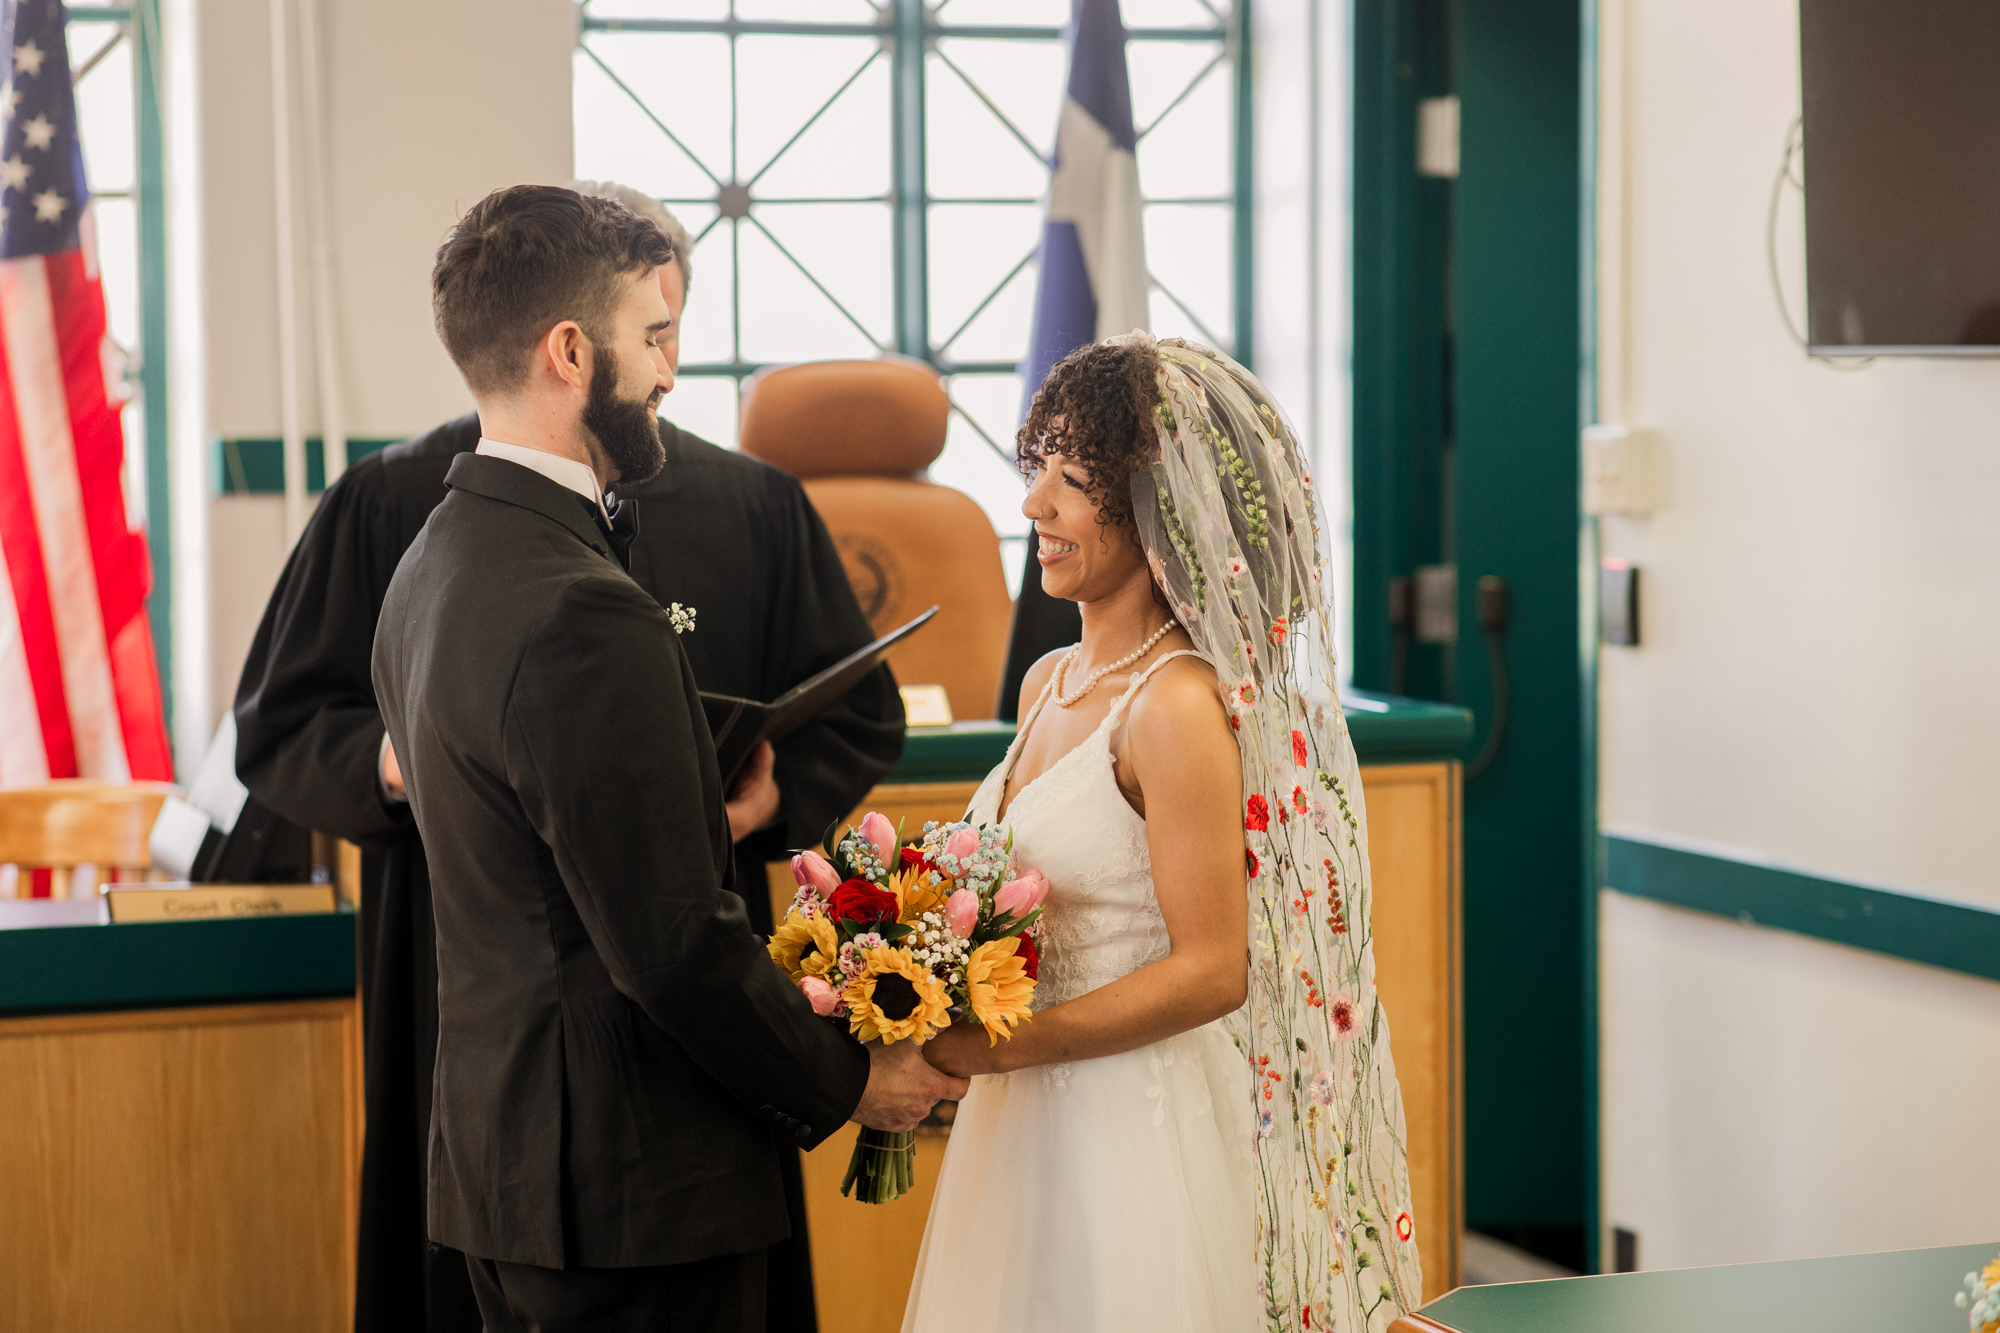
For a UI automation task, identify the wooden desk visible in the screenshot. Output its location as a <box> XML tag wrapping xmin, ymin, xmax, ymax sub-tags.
<box><xmin>785</xmin><ymin>692</ymin><xmax>1473</xmax><ymax>1330</ymax></box>
<box><xmin>0</xmin><ymin>904</ymin><xmax>360</xmax><ymax>1332</ymax></box>
<box><xmin>1392</xmin><ymin>1242</ymin><xmax>1998</xmax><ymax>1333</ymax></box>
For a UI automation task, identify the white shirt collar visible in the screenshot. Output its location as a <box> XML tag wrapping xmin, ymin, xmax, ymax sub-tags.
<box><xmin>475</xmin><ymin>437</ymin><xmax>608</xmax><ymax>517</ymax></box>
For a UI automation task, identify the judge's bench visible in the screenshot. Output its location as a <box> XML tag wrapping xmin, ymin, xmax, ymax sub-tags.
<box><xmin>0</xmin><ymin>702</ymin><xmax>1467</xmax><ymax>1331</ymax></box>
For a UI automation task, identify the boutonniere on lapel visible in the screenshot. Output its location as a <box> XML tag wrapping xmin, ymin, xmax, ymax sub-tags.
<box><xmin>666</xmin><ymin>603</ymin><xmax>696</xmax><ymax>635</ymax></box>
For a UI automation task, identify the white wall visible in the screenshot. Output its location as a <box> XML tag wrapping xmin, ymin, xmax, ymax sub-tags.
<box><xmin>1596</xmin><ymin>0</ymin><xmax>2000</xmax><ymax>1270</ymax></box>
<box><xmin>200</xmin><ymin>0</ymin><xmax>575</xmax><ymax>439</ymax></box>
<box><xmin>188</xmin><ymin>0</ymin><xmax>574</xmax><ymax>741</ymax></box>
<box><xmin>1602</xmin><ymin>892</ymin><xmax>2000</xmax><ymax>1267</ymax></box>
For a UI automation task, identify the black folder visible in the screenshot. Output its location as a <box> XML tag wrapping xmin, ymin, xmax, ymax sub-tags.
<box><xmin>701</xmin><ymin>606</ymin><xmax>938</xmax><ymax>784</ymax></box>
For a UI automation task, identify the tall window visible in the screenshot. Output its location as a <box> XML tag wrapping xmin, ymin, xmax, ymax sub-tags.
<box><xmin>65</xmin><ymin>6</ymin><xmax>147</xmax><ymax>526</ymax></box>
<box><xmin>573</xmin><ymin>0</ymin><xmax>1246</xmax><ymax>583</ymax></box>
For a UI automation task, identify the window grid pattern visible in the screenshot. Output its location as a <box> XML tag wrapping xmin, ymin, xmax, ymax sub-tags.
<box><xmin>575</xmin><ymin>0</ymin><xmax>1248</xmax><ymax>557</ymax></box>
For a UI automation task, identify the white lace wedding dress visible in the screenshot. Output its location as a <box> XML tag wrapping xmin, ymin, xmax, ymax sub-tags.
<box><xmin>902</xmin><ymin>651</ymin><xmax>1256</xmax><ymax>1332</ymax></box>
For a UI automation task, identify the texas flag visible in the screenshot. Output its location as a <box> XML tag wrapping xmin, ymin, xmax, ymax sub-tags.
<box><xmin>1000</xmin><ymin>0</ymin><xmax>1150</xmax><ymax>717</ymax></box>
<box><xmin>1019</xmin><ymin>0</ymin><xmax>1150</xmax><ymax>402</ymax></box>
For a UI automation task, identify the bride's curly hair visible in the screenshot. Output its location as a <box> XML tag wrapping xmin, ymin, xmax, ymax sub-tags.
<box><xmin>1016</xmin><ymin>339</ymin><xmax>1163</xmax><ymax>536</ymax></box>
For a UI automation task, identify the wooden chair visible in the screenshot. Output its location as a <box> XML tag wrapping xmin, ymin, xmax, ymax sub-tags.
<box><xmin>738</xmin><ymin>357</ymin><xmax>1015</xmax><ymax>721</ymax></box>
<box><xmin>0</xmin><ymin>780</ymin><xmax>176</xmax><ymax>899</ymax></box>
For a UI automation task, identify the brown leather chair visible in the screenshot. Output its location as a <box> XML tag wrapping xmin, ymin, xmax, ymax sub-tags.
<box><xmin>739</xmin><ymin>359</ymin><xmax>1013</xmax><ymax>721</ymax></box>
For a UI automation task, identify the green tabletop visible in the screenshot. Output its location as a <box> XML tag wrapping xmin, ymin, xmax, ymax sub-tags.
<box><xmin>1415</xmin><ymin>1243</ymin><xmax>1999</xmax><ymax>1333</ymax></box>
<box><xmin>0</xmin><ymin>901</ymin><xmax>357</xmax><ymax>1017</ymax></box>
<box><xmin>889</xmin><ymin>690</ymin><xmax>1473</xmax><ymax>785</ymax></box>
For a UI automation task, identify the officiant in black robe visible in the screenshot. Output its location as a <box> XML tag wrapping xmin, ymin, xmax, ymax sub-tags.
<box><xmin>232</xmin><ymin>193</ymin><xmax>900</xmax><ymax>1333</ymax></box>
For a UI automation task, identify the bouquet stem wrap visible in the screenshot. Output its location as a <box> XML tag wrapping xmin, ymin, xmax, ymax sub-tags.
<box><xmin>841</xmin><ymin>1126</ymin><xmax>918</xmax><ymax>1203</ymax></box>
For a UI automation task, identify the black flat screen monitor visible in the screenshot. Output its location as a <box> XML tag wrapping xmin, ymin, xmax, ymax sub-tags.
<box><xmin>1801</xmin><ymin>0</ymin><xmax>2000</xmax><ymax>354</ymax></box>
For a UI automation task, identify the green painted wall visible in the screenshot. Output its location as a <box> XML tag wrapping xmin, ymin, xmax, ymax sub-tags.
<box><xmin>1352</xmin><ymin>0</ymin><xmax>1588</xmax><ymax>1260</ymax></box>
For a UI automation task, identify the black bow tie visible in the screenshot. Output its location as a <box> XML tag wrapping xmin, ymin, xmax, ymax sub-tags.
<box><xmin>597</xmin><ymin>494</ymin><xmax>640</xmax><ymax>569</ymax></box>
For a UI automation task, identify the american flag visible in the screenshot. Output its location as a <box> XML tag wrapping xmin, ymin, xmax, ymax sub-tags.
<box><xmin>0</xmin><ymin>0</ymin><xmax>171</xmax><ymax>797</ymax></box>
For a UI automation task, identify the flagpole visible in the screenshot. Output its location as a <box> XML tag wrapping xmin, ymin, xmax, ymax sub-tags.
<box><xmin>269</xmin><ymin>0</ymin><xmax>308</xmax><ymax>543</ymax></box>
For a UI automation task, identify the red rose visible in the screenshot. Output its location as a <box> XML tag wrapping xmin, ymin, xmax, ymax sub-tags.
<box><xmin>1245</xmin><ymin>794</ymin><xmax>1270</xmax><ymax>832</ymax></box>
<box><xmin>899</xmin><ymin>846</ymin><xmax>924</xmax><ymax>867</ymax></box>
<box><xmin>1014</xmin><ymin>932</ymin><xmax>1040</xmax><ymax>980</ymax></box>
<box><xmin>829</xmin><ymin>878</ymin><xmax>899</xmax><ymax>926</ymax></box>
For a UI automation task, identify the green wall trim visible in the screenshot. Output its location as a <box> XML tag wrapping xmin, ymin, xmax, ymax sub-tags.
<box><xmin>0</xmin><ymin>911</ymin><xmax>357</xmax><ymax>1016</ymax></box>
<box><xmin>213</xmin><ymin>438</ymin><xmax>397</xmax><ymax>495</ymax></box>
<box><xmin>1604</xmin><ymin>836</ymin><xmax>2000</xmax><ymax>985</ymax></box>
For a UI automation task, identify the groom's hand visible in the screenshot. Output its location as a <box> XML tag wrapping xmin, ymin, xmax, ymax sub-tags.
<box><xmin>725</xmin><ymin>742</ymin><xmax>781</xmax><ymax>844</ymax></box>
<box><xmin>851</xmin><ymin>1039</ymin><xmax>969</xmax><ymax>1132</ymax></box>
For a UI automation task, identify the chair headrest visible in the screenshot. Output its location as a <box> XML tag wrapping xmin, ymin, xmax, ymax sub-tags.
<box><xmin>738</xmin><ymin>358</ymin><xmax>950</xmax><ymax>478</ymax></box>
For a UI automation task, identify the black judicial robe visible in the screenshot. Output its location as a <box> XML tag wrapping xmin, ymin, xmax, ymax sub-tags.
<box><xmin>233</xmin><ymin>413</ymin><xmax>902</xmax><ymax>1333</ymax></box>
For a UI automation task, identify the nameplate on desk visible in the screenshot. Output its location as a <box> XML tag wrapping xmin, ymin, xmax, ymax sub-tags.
<box><xmin>899</xmin><ymin>683</ymin><xmax>954</xmax><ymax>728</ymax></box>
<box><xmin>105</xmin><ymin>884</ymin><xmax>338</xmax><ymax>923</ymax></box>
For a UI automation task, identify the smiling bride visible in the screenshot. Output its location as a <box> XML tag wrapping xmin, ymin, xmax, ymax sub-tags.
<box><xmin>902</xmin><ymin>334</ymin><xmax>1421</xmax><ymax>1333</ymax></box>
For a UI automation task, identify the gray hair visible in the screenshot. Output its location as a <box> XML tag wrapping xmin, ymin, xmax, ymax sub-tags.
<box><xmin>567</xmin><ymin>179</ymin><xmax>694</xmax><ymax>295</ymax></box>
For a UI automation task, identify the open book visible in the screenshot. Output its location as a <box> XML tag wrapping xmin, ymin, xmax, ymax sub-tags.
<box><xmin>701</xmin><ymin>606</ymin><xmax>937</xmax><ymax>784</ymax></box>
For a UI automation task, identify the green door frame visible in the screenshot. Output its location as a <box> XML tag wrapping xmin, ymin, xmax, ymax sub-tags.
<box><xmin>1351</xmin><ymin>0</ymin><xmax>1595</xmax><ymax>1272</ymax></box>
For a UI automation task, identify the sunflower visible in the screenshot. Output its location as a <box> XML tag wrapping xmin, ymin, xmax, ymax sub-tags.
<box><xmin>843</xmin><ymin>946</ymin><xmax>950</xmax><ymax>1044</ymax></box>
<box><xmin>889</xmin><ymin>864</ymin><xmax>950</xmax><ymax>923</ymax></box>
<box><xmin>767</xmin><ymin>911</ymin><xmax>839</xmax><ymax>982</ymax></box>
<box><xmin>964</xmin><ymin>937</ymin><xmax>1036</xmax><ymax>1045</ymax></box>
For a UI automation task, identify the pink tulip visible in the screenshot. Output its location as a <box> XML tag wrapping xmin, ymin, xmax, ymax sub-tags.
<box><xmin>799</xmin><ymin>975</ymin><xmax>839</xmax><ymax>1016</ymax></box>
<box><xmin>994</xmin><ymin>869</ymin><xmax>1051</xmax><ymax>920</ymax></box>
<box><xmin>945</xmin><ymin>889</ymin><xmax>980</xmax><ymax>938</ymax></box>
<box><xmin>858</xmin><ymin>811</ymin><xmax>898</xmax><ymax>863</ymax></box>
<box><xmin>944</xmin><ymin>827</ymin><xmax>980</xmax><ymax>862</ymax></box>
<box><xmin>791</xmin><ymin>850</ymin><xmax>839</xmax><ymax>896</ymax></box>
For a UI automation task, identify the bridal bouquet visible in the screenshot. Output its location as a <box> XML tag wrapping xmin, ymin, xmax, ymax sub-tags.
<box><xmin>769</xmin><ymin>811</ymin><xmax>1045</xmax><ymax>1202</ymax></box>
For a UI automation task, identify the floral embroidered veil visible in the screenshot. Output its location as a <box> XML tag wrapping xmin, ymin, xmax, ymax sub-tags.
<box><xmin>1119</xmin><ymin>332</ymin><xmax>1422</xmax><ymax>1330</ymax></box>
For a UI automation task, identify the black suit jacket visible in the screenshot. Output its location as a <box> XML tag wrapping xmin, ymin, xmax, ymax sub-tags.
<box><xmin>372</xmin><ymin>452</ymin><xmax>869</xmax><ymax>1269</ymax></box>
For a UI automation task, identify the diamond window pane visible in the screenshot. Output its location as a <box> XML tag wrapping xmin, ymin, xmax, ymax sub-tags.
<box><xmin>737</xmin><ymin>203</ymin><xmax>890</xmax><ymax>362</ymax></box>
<box><xmin>931</xmin><ymin>0</ymin><xmax>1072</xmax><ymax>27</ymax></box>
<box><xmin>581</xmin><ymin>32</ymin><xmax>732</xmax><ymax>187</ymax></box>
<box><xmin>925</xmin><ymin>45</ymin><xmax>1059</xmax><ymax>200</ymax></box>
<box><xmin>672</xmin><ymin>205</ymin><xmax>734</xmax><ymax>366</ymax></box>
<box><xmin>928</xmin><ymin>202</ymin><xmax>1040</xmax><ymax>361</ymax></box>
<box><xmin>935</xmin><ymin>373</ymin><xmax>1029</xmax><ymax>541</ymax></box>
<box><xmin>663</xmin><ymin>375</ymin><xmax>741</xmax><ymax>451</ymax></box>
<box><xmin>1132</xmin><ymin>42</ymin><xmax>1231</xmax><ymax>197</ymax></box>
<box><xmin>69</xmin><ymin>27</ymin><xmax>134</xmax><ymax>194</ymax></box>
<box><xmin>737</xmin><ymin>37</ymin><xmax>890</xmax><ymax>199</ymax></box>
<box><xmin>584</xmin><ymin>0</ymin><xmax>729</xmax><ymax>20</ymax></box>
<box><xmin>736</xmin><ymin>0</ymin><xmax>883</xmax><ymax>21</ymax></box>
<box><xmin>1145</xmin><ymin>203</ymin><xmax>1233</xmax><ymax>349</ymax></box>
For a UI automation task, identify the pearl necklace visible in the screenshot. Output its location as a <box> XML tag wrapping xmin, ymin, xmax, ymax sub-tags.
<box><xmin>1052</xmin><ymin>620</ymin><xmax>1176</xmax><ymax>708</ymax></box>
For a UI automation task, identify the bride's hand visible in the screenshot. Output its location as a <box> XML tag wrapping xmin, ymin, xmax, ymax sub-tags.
<box><xmin>922</xmin><ymin>1023</ymin><xmax>996</xmax><ymax>1080</ymax></box>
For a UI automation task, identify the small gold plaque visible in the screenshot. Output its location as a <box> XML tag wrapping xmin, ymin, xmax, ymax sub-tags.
<box><xmin>106</xmin><ymin>884</ymin><xmax>339</xmax><ymax>923</ymax></box>
<box><xmin>899</xmin><ymin>684</ymin><xmax>954</xmax><ymax>728</ymax></box>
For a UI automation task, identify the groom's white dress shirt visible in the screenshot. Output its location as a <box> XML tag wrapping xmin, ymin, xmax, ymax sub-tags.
<box><xmin>476</xmin><ymin>437</ymin><xmax>608</xmax><ymax>518</ymax></box>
